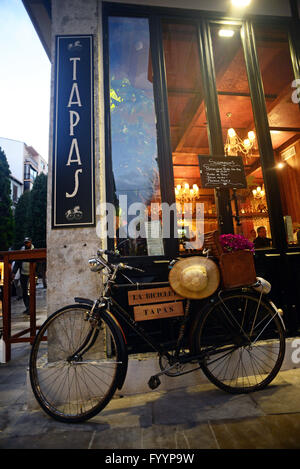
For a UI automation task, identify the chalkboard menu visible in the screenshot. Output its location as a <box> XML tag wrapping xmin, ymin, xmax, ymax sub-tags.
<box><xmin>198</xmin><ymin>155</ymin><xmax>247</xmax><ymax>189</ymax></box>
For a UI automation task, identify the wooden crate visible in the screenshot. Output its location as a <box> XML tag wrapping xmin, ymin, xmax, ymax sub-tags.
<box><xmin>219</xmin><ymin>250</ymin><xmax>257</xmax><ymax>289</ymax></box>
<box><xmin>203</xmin><ymin>231</ymin><xmax>257</xmax><ymax>289</ymax></box>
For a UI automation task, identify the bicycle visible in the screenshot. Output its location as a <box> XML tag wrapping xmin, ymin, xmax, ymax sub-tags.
<box><xmin>29</xmin><ymin>247</ymin><xmax>286</xmax><ymax>423</ymax></box>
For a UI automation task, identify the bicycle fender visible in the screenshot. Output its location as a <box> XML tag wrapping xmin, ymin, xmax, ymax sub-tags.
<box><xmin>73</xmin><ymin>300</ymin><xmax>128</xmax><ymax>390</ymax></box>
<box><xmin>188</xmin><ymin>299</ymin><xmax>213</xmax><ymax>353</ymax></box>
<box><xmin>74</xmin><ymin>297</ymin><xmax>94</xmax><ymax>306</ymax></box>
<box><xmin>105</xmin><ymin>310</ymin><xmax>128</xmax><ymax>390</ymax></box>
<box><xmin>268</xmin><ymin>300</ymin><xmax>286</xmax><ymax>331</ymax></box>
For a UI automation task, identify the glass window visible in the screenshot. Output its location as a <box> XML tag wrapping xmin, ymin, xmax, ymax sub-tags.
<box><xmin>12</xmin><ymin>183</ymin><xmax>18</xmax><ymax>203</ymax></box>
<box><xmin>254</xmin><ymin>25</ymin><xmax>300</xmax><ymax>246</ymax></box>
<box><xmin>30</xmin><ymin>167</ymin><xmax>37</xmax><ymax>181</ymax></box>
<box><xmin>24</xmin><ymin>181</ymin><xmax>31</xmax><ymax>191</ymax></box>
<box><xmin>210</xmin><ymin>24</ymin><xmax>272</xmax><ymax>249</ymax></box>
<box><xmin>24</xmin><ymin>164</ymin><xmax>30</xmax><ymax>179</ymax></box>
<box><xmin>162</xmin><ymin>22</ymin><xmax>217</xmax><ymax>253</ymax></box>
<box><xmin>108</xmin><ymin>17</ymin><xmax>164</xmax><ymax>256</ymax></box>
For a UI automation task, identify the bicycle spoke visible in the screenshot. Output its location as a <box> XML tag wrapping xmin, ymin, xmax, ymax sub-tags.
<box><xmin>30</xmin><ymin>306</ymin><xmax>122</xmax><ymax>422</ymax></box>
<box><xmin>196</xmin><ymin>293</ymin><xmax>285</xmax><ymax>393</ymax></box>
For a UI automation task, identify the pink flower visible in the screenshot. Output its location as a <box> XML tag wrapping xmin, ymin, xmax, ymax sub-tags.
<box><xmin>219</xmin><ymin>234</ymin><xmax>255</xmax><ymax>253</ymax></box>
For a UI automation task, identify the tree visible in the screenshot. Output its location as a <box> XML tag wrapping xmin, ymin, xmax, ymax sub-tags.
<box><xmin>29</xmin><ymin>173</ymin><xmax>47</xmax><ymax>248</ymax></box>
<box><xmin>14</xmin><ymin>173</ymin><xmax>48</xmax><ymax>249</ymax></box>
<box><xmin>0</xmin><ymin>147</ymin><xmax>14</xmax><ymax>250</ymax></box>
<box><xmin>14</xmin><ymin>190</ymin><xmax>31</xmax><ymax>249</ymax></box>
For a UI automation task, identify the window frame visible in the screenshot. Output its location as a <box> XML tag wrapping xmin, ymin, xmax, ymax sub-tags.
<box><xmin>103</xmin><ymin>2</ymin><xmax>300</xmax><ymax>261</ymax></box>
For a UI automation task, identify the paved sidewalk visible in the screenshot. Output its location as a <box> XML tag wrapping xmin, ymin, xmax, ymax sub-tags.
<box><xmin>1</xmin><ymin>289</ymin><xmax>300</xmax><ymax>449</ymax></box>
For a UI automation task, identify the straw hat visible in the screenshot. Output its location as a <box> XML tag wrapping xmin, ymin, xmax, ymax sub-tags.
<box><xmin>169</xmin><ymin>256</ymin><xmax>220</xmax><ymax>299</ymax></box>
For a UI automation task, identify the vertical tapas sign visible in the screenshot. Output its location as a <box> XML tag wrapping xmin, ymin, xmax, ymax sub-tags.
<box><xmin>52</xmin><ymin>35</ymin><xmax>95</xmax><ymax>228</ymax></box>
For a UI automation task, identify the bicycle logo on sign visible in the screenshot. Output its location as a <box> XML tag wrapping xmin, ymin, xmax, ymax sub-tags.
<box><xmin>65</xmin><ymin>206</ymin><xmax>83</xmax><ymax>221</ymax></box>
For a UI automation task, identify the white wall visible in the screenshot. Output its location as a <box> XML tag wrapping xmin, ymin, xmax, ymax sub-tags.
<box><xmin>0</xmin><ymin>137</ymin><xmax>24</xmax><ymax>184</ymax></box>
<box><xmin>10</xmin><ymin>179</ymin><xmax>23</xmax><ymax>203</ymax></box>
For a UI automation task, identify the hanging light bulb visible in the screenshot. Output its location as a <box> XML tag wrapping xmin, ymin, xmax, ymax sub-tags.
<box><xmin>248</xmin><ymin>131</ymin><xmax>255</xmax><ymax>141</ymax></box>
<box><xmin>224</xmin><ymin>120</ymin><xmax>256</xmax><ymax>157</ymax></box>
<box><xmin>218</xmin><ymin>29</ymin><xmax>235</xmax><ymax>38</ymax></box>
<box><xmin>252</xmin><ymin>185</ymin><xmax>265</xmax><ymax>199</ymax></box>
<box><xmin>243</xmin><ymin>138</ymin><xmax>251</xmax><ymax>149</ymax></box>
<box><xmin>228</xmin><ymin>128</ymin><xmax>236</xmax><ymax>138</ymax></box>
<box><xmin>175</xmin><ymin>182</ymin><xmax>201</xmax><ymax>203</ymax></box>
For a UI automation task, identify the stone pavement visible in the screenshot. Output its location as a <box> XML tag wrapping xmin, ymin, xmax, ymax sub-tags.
<box><xmin>1</xmin><ymin>288</ymin><xmax>300</xmax><ymax>450</ymax></box>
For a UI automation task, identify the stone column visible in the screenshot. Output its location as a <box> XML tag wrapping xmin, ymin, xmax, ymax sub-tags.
<box><xmin>47</xmin><ymin>0</ymin><xmax>106</xmax><ymax>314</ymax></box>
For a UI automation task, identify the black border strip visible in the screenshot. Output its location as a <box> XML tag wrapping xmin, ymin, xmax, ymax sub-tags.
<box><xmin>51</xmin><ymin>34</ymin><xmax>95</xmax><ymax>229</ymax></box>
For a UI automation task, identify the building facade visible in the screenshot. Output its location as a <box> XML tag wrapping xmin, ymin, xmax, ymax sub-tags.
<box><xmin>0</xmin><ymin>138</ymin><xmax>24</xmax><ymax>209</ymax></box>
<box><xmin>0</xmin><ymin>137</ymin><xmax>48</xmax><ymax>208</ymax></box>
<box><xmin>23</xmin><ymin>144</ymin><xmax>48</xmax><ymax>191</ymax></box>
<box><xmin>23</xmin><ymin>0</ymin><xmax>300</xmax><ymax>342</ymax></box>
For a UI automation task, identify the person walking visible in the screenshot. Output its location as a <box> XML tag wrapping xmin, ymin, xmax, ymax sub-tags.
<box><xmin>11</xmin><ymin>237</ymin><xmax>34</xmax><ymax>315</ymax></box>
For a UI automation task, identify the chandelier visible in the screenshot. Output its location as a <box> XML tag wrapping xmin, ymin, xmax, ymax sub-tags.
<box><xmin>224</xmin><ymin>127</ymin><xmax>256</xmax><ymax>157</ymax></box>
<box><xmin>175</xmin><ymin>183</ymin><xmax>200</xmax><ymax>203</ymax></box>
<box><xmin>252</xmin><ymin>185</ymin><xmax>265</xmax><ymax>199</ymax></box>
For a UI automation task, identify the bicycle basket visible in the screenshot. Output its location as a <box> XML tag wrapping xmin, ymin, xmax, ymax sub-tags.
<box><xmin>219</xmin><ymin>250</ymin><xmax>257</xmax><ymax>289</ymax></box>
<box><xmin>203</xmin><ymin>231</ymin><xmax>257</xmax><ymax>289</ymax></box>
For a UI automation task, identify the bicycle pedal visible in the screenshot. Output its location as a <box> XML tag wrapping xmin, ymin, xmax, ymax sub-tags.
<box><xmin>148</xmin><ymin>375</ymin><xmax>161</xmax><ymax>390</ymax></box>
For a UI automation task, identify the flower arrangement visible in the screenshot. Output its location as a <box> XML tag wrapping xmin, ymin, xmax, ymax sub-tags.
<box><xmin>219</xmin><ymin>234</ymin><xmax>255</xmax><ymax>253</ymax></box>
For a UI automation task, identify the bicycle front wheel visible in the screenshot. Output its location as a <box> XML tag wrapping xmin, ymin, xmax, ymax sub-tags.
<box><xmin>30</xmin><ymin>304</ymin><xmax>125</xmax><ymax>423</ymax></box>
<box><xmin>193</xmin><ymin>292</ymin><xmax>285</xmax><ymax>394</ymax></box>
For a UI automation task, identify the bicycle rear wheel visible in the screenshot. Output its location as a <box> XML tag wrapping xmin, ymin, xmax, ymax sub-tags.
<box><xmin>30</xmin><ymin>304</ymin><xmax>125</xmax><ymax>423</ymax></box>
<box><xmin>193</xmin><ymin>292</ymin><xmax>285</xmax><ymax>393</ymax></box>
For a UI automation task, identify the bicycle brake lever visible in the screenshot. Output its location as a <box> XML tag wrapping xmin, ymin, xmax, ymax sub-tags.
<box><xmin>132</xmin><ymin>267</ymin><xmax>145</xmax><ymax>273</ymax></box>
<box><xmin>98</xmin><ymin>249</ymin><xmax>120</xmax><ymax>257</ymax></box>
<box><xmin>122</xmin><ymin>264</ymin><xmax>145</xmax><ymax>273</ymax></box>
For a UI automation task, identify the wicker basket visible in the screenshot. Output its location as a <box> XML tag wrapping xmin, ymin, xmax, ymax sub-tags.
<box><xmin>203</xmin><ymin>231</ymin><xmax>223</xmax><ymax>259</ymax></box>
<box><xmin>203</xmin><ymin>231</ymin><xmax>257</xmax><ymax>289</ymax></box>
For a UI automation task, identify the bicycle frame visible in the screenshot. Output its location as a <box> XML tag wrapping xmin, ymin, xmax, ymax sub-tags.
<box><xmin>74</xmin><ymin>293</ymin><xmax>241</xmax><ymax>375</ymax></box>
<box><xmin>75</xmin><ymin>250</ymin><xmax>285</xmax><ymax>378</ymax></box>
<box><xmin>29</xmin><ymin>246</ymin><xmax>287</xmax><ymax>423</ymax></box>
<box><xmin>109</xmin><ymin>296</ymin><xmax>169</xmax><ymax>356</ymax></box>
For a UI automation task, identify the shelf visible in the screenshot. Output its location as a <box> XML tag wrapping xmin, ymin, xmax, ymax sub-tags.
<box><xmin>239</xmin><ymin>212</ymin><xmax>269</xmax><ymax>218</ymax></box>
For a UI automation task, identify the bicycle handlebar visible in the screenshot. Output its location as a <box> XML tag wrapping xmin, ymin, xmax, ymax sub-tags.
<box><xmin>97</xmin><ymin>248</ymin><xmax>120</xmax><ymax>257</ymax></box>
<box><xmin>96</xmin><ymin>249</ymin><xmax>145</xmax><ymax>273</ymax></box>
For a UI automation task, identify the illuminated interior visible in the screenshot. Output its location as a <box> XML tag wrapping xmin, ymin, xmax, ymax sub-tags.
<box><xmin>108</xmin><ymin>17</ymin><xmax>300</xmax><ymax>256</ymax></box>
<box><xmin>163</xmin><ymin>22</ymin><xmax>300</xmax><ymax>250</ymax></box>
